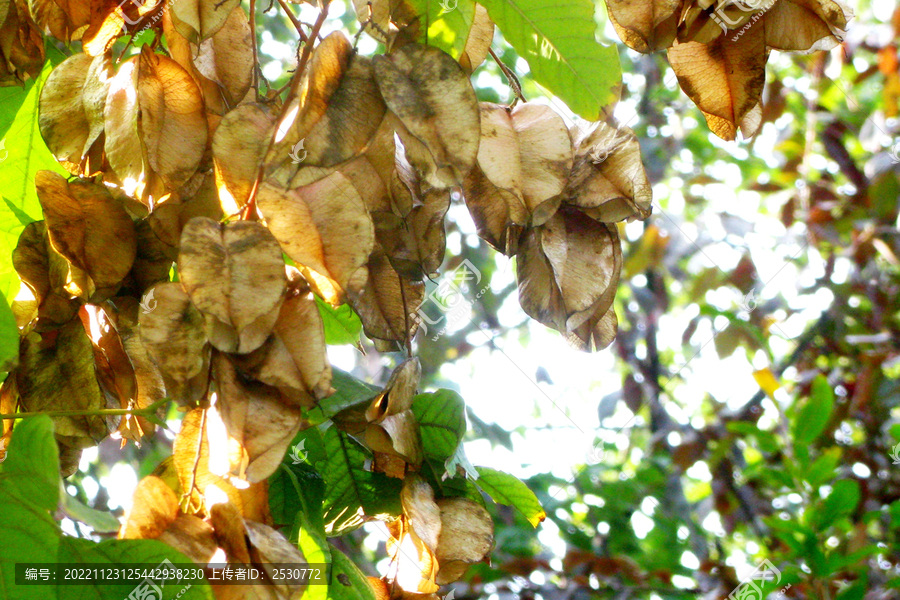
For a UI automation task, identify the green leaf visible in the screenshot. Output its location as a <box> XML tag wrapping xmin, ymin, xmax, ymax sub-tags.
<box><xmin>58</xmin><ymin>481</ymin><xmax>120</xmax><ymax>534</ymax></box>
<box><xmin>814</xmin><ymin>479</ymin><xmax>860</xmax><ymax>529</ymax></box>
<box><xmin>305</xmin><ymin>369</ymin><xmax>378</xmax><ymax>425</ymax></box>
<box><xmin>315</xmin><ymin>296</ymin><xmax>362</xmax><ymax>346</ymax></box>
<box><xmin>57</xmin><ymin>538</ymin><xmax>213</xmax><ymax>600</ymax></box>
<box><xmin>269</xmin><ymin>459</ymin><xmax>326</xmax><ymax>536</ymax></box>
<box><xmin>408</xmin><ymin>0</ymin><xmax>477</xmax><ymax>59</ymax></box>
<box><xmin>478</xmin><ymin>0</ymin><xmax>620</xmax><ymax>119</ymax></box>
<box><xmin>0</xmin><ymin>420</ymin><xmax>61</xmax><ymax>599</ymax></box>
<box><xmin>294</xmin><ymin>511</ymin><xmax>331</xmax><ymax>600</ymax></box>
<box><xmin>804</xmin><ymin>448</ymin><xmax>841</xmax><ymax>488</ymax></box>
<box><xmin>473</xmin><ymin>466</ymin><xmax>545</xmax><ymax>527</ymax></box>
<box><xmin>0</xmin><ymin>60</ymin><xmax>67</xmax><ymax>222</ymax></box>
<box><xmin>317</xmin><ymin>424</ymin><xmax>402</xmax><ymax>535</ymax></box>
<box><xmin>0</xmin><ymin>417</ymin><xmax>211</xmax><ymax>600</ymax></box>
<box><xmin>0</xmin><ymin>414</ymin><xmax>59</xmax><ymax>510</ymax></box>
<box><xmin>0</xmin><ymin>290</ymin><xmax>18</xmax><ymax>373</ymax></box>
<box><xmin>412</xmin><ymin>389</ymin><xmax>466</xmax><ymax>462</ymax></box>
<box><xmin>326</xmin><ymin>544</ymin><xmax>376</xmax><ymax>600</ymax></box>
<box><xmin>792</xmin><ymin>375</ymin><xmax>834</xmax><ymax>445</ymax></box>
<box><xmin>0</xmin><ymin>60</ymin><xmax>68</xmax><ymax>303</ymax></box>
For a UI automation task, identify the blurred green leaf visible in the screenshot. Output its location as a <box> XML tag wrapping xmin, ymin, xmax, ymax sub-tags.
<box><xmin>814</xmin><ymin>479</ymin><xmax>860</xmax><ymax>529</ymax></box>
<box><xmin>408</xmin><ymin>0</ymin><xmax>477</xmax><ymax>59</ymax></box>
<box><xmin>0</xmin><ymin>289</ymin><xmax>18</xmax><ymax>373</ymax></box>
<box><xmin>792</xmin><ymin>375</ymin><xmax>834</xmax><ymax>445</ymax></box>
<box><xmin>479</xmin><ymin>0</ymin><xmax>620</xmax><ymax>120</ymax></box>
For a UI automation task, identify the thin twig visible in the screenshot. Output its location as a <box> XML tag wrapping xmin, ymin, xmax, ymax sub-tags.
<box><xmin>489</xmin><ymin>47</ymin><xmax>526</xmax><ymax>105</ymax></box>
<box><xmin>241</xmin><ymin>0</ymin><xmax>330</xmax><ymax>220</ymax></box>
<box><xmin>0</xmin><ymin>400</ymin><xmax>169</xmax><ymax>420</ymax></box>
<box><xmin>276</xmin><ymin>0</ymin><xmax>309</xmax><ymax>42</ymax></box>
<box><xmin>250</xmin><ymin>0</ymin><xmax>260</xmax><ymax>98</ymax></box>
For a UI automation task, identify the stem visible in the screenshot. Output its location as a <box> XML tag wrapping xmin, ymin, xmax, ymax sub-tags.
<box><xmin>0</xmin><ymin>399</ymin><xmax>169</xmax><ymax>421</ymax></box>
<box><xmin>250</xmin><ymin>0</ymin><xmax>260</xmax><ymax>98</ymax></box>
<box><xmin>276</xmin><ymin>0</ymin><xmax>309</xmax><ymax>42</ymax></box>
<box><xmin>489</xmin><ymin>47</ymin><xmax>526</xmax><ymax>105</ymax></box>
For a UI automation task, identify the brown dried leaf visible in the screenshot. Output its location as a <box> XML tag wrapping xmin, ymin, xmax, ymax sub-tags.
<box><xmin>267</xmin><ymin>32</ymin><xmax>386</xmax><ymax>189</ymax></box>
<box><xmin>209</xmin><ymin>498</ymin><xmax>252</xmax><ymax>565</ymax></box>
<box><xmin>367</xmin><ymin>357</ymin><xmax>420</xmax><ymax>420</ymax></box>
<box><xmin>386</xmin><ymin>517</ymin><xmax>440</xmax><ymax>594</ymax></box>
<box><xmin>372</xmin><ymin>156</ymin><xmax>450</xmax><ymax>280</ymax></box>
<box><xmin>15</xmin><ymin>320</ymin><xmax>111</xmax><ymax>463</ymax></box>
<box><xmin>459</xmin><ymin>4</ymin><xmax>493</xmax><ymax>73</ymax></box>
<box><xmin>233</xmin><ymin>290</ymin><xmax>332</xmax><ymax>404</ymax></box>
<box><xmin>28</xmin><ymin>0</ymin><xmax>90</xmax><ymax>42</ymax></box>
<box><xmin>348</xmin><ymin>248</ymin><xmax>424</xmax><ymax>345</ymax></box>
<box><xmin>35</xmin><ymin>171</ymin><xmax>137</xmax><ymax>301</ymax></box>
<box><xmin>604</xmin><ymin>0</ymin><xmax>682</xmax><ymax>53</ymax></box>
<box><xmin>11</xmin><ymin>221</ymin><xmax>81</xmax><ymax>331</ymax></box>
<box><xmin>373</xmin><ymin>43</ymin><xmax>480</xmax><ymax>187</ymax></box>
<box><xmin>78</xmin><ymin>304</ymin><xmax>149</xmax><ymax>443</ymax></box>
<box><xmin>169</xmin><ymin>0</ymin><xmax>240</xmax><ymax>43</ymax></box>
<box><xmin>434</xmin><ymin>497</ymin><xmax>493</xmax><ymax>584</ymax></box>
<box><xmin>120</xmin><ymin>475</ymin><xmax>179</xmax><ymax>540</ymax></box>
<box><xmin>39</xmin><ymin>53</ymin><xmax>111</xmax><ymax>174</ymax></box>
<box><xmin>667</xmin><ymin>30</ymin><xmax>767</xmax><ymax>141</ymax></box>
<box><xmin>516</xmin><ymin>207</ymin><xmax>622</xmax><ymax>342</ymax></box>
<box><xmin>213</xmin><ymin>103</ymin><xmax>276</xmax><ymax>210</ymax></box>
<box><xmin>104</xmin><ymin>48</ymin><xmax>207</xmax><ymax>201</ymax></box>
<box><xmin>138</xmin><ymin>282</ymin><xmax>210</xmax><ymax>406</ymax></box>
<box><xmin>245</xmin><ymin>521</ymin><xmax>308</xmax><ymax>599</ymax></box>
<box><xmin>0</xmin><ymin>0</ymin><xmax>44</xmax><ymax>83</ymax></box>
<box><xmin>178</xmin><ymin>217</ymin><xmax>286</xmax><ymax>354</ymax></box>
<box><xmin>173</xmin><ymin>408</ymin><xmax>246</xmax><ymax>513</ymax></box>
<box><xmin>764</xmin><ymin>0</ymin><xmax>850</xmax><ymax>52</ymax></box>
<box><xmin>82</xmin><ymin>0</ymin><xmax>163</xmax><ymax>56</ymax></box>
<box><xmin>193</xmin><ymin>5</ymin><xmax>253</xmax><ymax>107</ymax></box>
<box><xmin>157</xmin><ymin>514</ymin><xmax>218</xmax><ymax>564</ymax></box>
<box><xmin>257</xmin><ymin>174</ymin><xmax>375</xmax><ymax>303</ymax></box>
<box><xmin>212</xmin><ymin>352</ymin><xmax>308</xmax><ymax>483</ymax></box>
<box><xmin>401</xmin><ymin>475</ymin><xmax>441</xmax><ymax>552</ymax></box>
<box><xmin>463</xmin><ymin>102</ymin><xmax>571</xmax><ymax>253</ymax></box>
<box><xmin>566</xmin><ymin>120</ymin><xmax>652</xmax><ymax>222</ymax></box>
